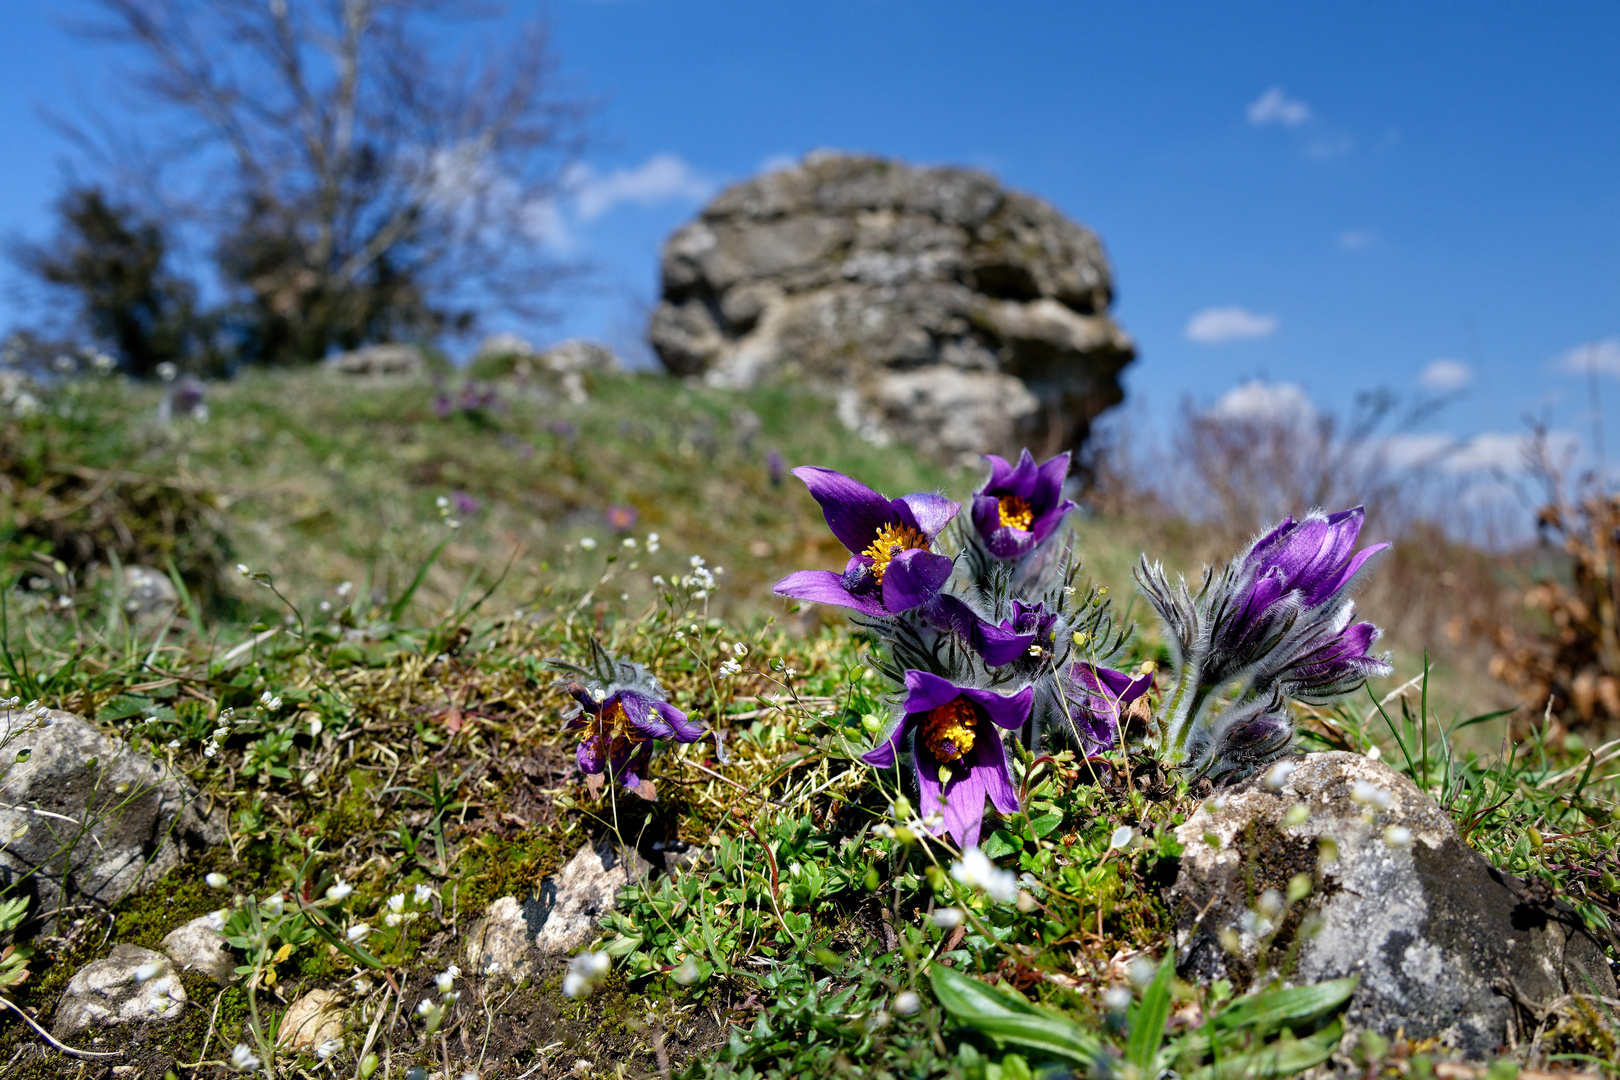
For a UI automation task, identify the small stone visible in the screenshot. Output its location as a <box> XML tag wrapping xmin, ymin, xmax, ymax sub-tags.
<box><xmin>327</xmin><ymin>344</ymin><xmax>423</xmax><ymax>378</ymax></box>
<box><xmin>120</xmin><ymin>566</ymin><xmax>179</xmax><ymax>621</ymax></box>
<box><xmin>161</xmin><ymin>915</ymin><xmax>235</xmax><ymax>984</ymax></box>
<box><xmin>276</xmin><ymin>988</ymin><xmax>344</xmax><ymax>1049</ymax></box>
<box><xmin>54</xmin><ymin>944</ymin><xmax>187</xmax><ymax>1037</ymax></box>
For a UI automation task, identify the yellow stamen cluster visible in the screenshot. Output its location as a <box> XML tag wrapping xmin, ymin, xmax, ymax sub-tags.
<box><xmin>920</xmin><ymin>698</ymin><xmax>978</xmax><ymax>763</ymax></box>
<box><xmin>861</xmin><ymin>523</ymin><xmax>929</xmax><ymax>585</ymax></box>
<box><xmin>581</xmin><ymin>700</ymin><xmax>644</xmax><ymax>747</ymax></box>
<box><xmin>997</xmin><ymin>496</ymin><xmax>1034</xmax><ymax>532</ymax></box>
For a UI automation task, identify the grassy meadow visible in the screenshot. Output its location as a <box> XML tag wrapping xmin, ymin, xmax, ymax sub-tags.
<box><xmin>0</xmin><ymin>366</ymin><xmax>1612</xmax><ymax>1078</ymax></box>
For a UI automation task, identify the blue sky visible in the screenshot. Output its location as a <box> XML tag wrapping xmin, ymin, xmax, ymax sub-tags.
<box><xmin>3</xmin><ymin>1</ymin><xmax>1618</xmax><ymax>472</ymax></box>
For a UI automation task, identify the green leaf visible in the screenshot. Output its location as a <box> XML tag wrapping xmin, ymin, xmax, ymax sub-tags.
<box><xmin>1210</xmin><ymin>978</ymin><xmax>1356</xmax><ymax>1036</ymax></box>
<box><xmin>1180</xmin><ymin>1019</ymin><xmax>1343</xmax><ymax>1080</ymax></box>
<box><xmin>1030</xmin><ymin>813</ymin><xmax>1063</xmax><ymax>839</ymax></box>
<box><xmin>1127</xmin><ymin>952</ymin><xmax>1176</xmax><ymax>1073</ymax></box>
<box><xmin>983</xmin><ymin>830</ymin><xmax>1021</xmax><ymax>860</ymax></box>
<box><xmin>929</xmin><ymin>964</ymin><xmax>1101</xmax><ymax>1064</ymax></box>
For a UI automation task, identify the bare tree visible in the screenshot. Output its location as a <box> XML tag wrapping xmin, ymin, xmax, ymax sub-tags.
<box><xmin>54</xmin><ymin>0</ymin><xmax>589</xmax><ymax>365</ymax></box>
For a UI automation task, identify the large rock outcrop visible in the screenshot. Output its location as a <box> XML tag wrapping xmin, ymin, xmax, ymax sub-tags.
<box><xmin>1168</xmin><ymin>752</ymin><xmax>1616</xmax><ymax>1061</ymax></box>
<box><xmin>648</xmin><ymin>152</ymin><xmax>1135</xmax><ymax>463</ymax></box>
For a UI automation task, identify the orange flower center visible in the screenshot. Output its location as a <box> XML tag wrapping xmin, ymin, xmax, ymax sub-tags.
<box><xmin>920</xmin><ymin>698</ymin><xmax>978</xmax><ymax>764</ymax></box>
<box><xmin>582</xmin><ymin>699</ymin><xmax>644</xmax><ymax>747</ymax></box>
<box><xmin>997</xmin><ymin>496</ymin><xmax>1034</xmax><ymax>532</ymax></box>
<box><xmin>861</xmin><ymin>522</ymin><xmax>929</xmax><ymax>585</ymax></box>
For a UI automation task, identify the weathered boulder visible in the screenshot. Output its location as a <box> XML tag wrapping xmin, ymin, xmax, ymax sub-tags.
<box><xmin>54</xmin><ymin>944</ymin><xmax>186</xmax><ymax>1037</ymax></box>
<box><xmin>120</xmin><ymin>565</ymin><xmax>179</xmax><ymax>622</ymax></box>
<box><xmin>161</xmin><ymin>914</ymin><xmax>234</xmax><ymax>984</ymax></box>
<box><xmin>464</xmin><ymin>841</ymin><xmax>652</xmax><ymax>977</ymax></box>
<box><xmin>1168</xmin><ymin>751</ymin><xmax>1616</xmax><ymax>1060</ymax></box>
<box><xmin>648</xmin><ymin>151</ymin><xmax>1135</xmax><ymax>463</ymax></box>
<box><xmin>327</xmin><ymin>343</ymin><xmax>423</xmax><ymax>377</ymax></box>
<box><xmin>0</xmin><ymin>709</ymin><xmax>226</xmax><ymax>934</ymax></box>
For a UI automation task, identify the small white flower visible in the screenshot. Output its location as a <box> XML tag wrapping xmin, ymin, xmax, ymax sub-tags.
<box><xmin>652</xmin><ymin>574</ymin><xmax>666</xmax><ymax>586</ymax></box>
<box><xmin>1104</xmin><ymin>986</ymin><xmax>1133</xmax><ymax>1012</ymax></box>
<box><xmin>56</xmin><ymin>595</ymin><xmax>72</xmax><ymax>609</ymax></box>
<box><xmin>1366</xmin><ymin>744</ymin><xmax>1383</xmax><ymax>761</ymax></box>
<box><xmin>436</xmin><ymin>969</ymin><xmax>457</xmax><ymax>994</ymax></box>
<box><xmin>385</xmin><ymin>913</ymin><xmax>403</xmax><ymax>927</ymax></box>
<box><xmin>231</xmin><ymin>1043</ymin><xmax>261</xmax><ymax>1071</ymax></box>
<box><xmin>326</xmin><ymin>878</ymin><xmax>353</xmax><ymax>902</ymax></box>
<box><xmin>1257</xmin><ymin>888</ymin><xmax>1284</xmax><ymax>919</ymax></box>
<box><xmin>166</xmin><ymin>739</ymin><xmax>181</xmax><ymax>749</ymax></box>
<box><xmin>951</xmin><ymin>847</ymin><xmax>1020</xmax><ymax>904</ymax></box>
<box><xmin>931</xmin><ymin>907</ymin><xmax>965</xmax><ymax>928</ymax></box>
<box><xmin>562</xmin><ymin>951</ymin><xmax>611</xmax><ymax>998</ymax></box>
<box><xmin>1262</xmin><ymin>761</ymin><xmax>1296</xmax><ymax>792</ymax></box>
<box><xmin>262</xmin><ymin>893</ymin><xmax>285</xmax><ymax>917</ymax></box>
<box><xmin>892</xmin><ymin>990</ymin><xmax>921</xmax><ymax>1015</ymax></box>
<box><xmin>414</xmin><ymin>882</ymin><xmax>436</xmax><ymax>906</ymax></box>
<box><xmin>134</xmin><ymin>959</ymin><xmax>166</xmax><ymax>982</ymax></box>
<box><xmin>689</xmin><ymin>554</ymin><xmax>705</xmax><ymax>568</ymax></box>
<box><xmin>436</xmin><ymin>496</ymin><xmax>450</xmax><ymax>509</ymax></box>
<box><xmin>1127</xmin><ymin>955</ymin><xmax>1158</xmax><ymax>989</ymax></box>
<box><xmin>672</xmin><ymin>955</ymin><xmax>701</xmax><ymax>985</ymax></box>
<box><xmin>579</xmin><ymin>536</ymin><xmax>598</xmax><ymax>551</ymax></box>
<box><xmin>1383</xmin><ymin>825</ymin><xmax>1413</xmax><ymax>848</ymax></box>
<box><xmin>205</xmin><ymin>872</ymin><xmax>228</xmax><ymax>889</ymax></box>
<box><xmin>387</xmin><ymin>892</ymin><xmax>405</xmax><ymax>913</ymax></box>
<box><xmin>237</xmin><ymin>564</ymin><xmax>251</xmax><ymax>576</ymax></box>
<box><xmin>1350</xmin><ymin>781</ymin><xmax>1392</xmax><ymax>810</ymax></box>
<box><xmin>317</xmin><ymin>1038</ymin><xmax>344</xmax><ymax>1060</ymax></box>
<box><xmin>206</xmin><ymin>909</ymin><xmax>228</xmax><ymax>932</ymax></box>
<box><xmin>731</xmin><ymin>641</ymin><xmax>748</xmax><ymax>657</ymax></box>
<box><xmin>622</xmin><ymin>537</ymin><xmax>637</xmax><ymax>549</ymax></box>
<box><xmin>1109</xmin><ymin>826</ymin><xmax>1134</xmax><ymax>850</ymax></box>
<box><xmin>337</xmin><ymin>581</ymin><xmax>353</xmax><ymax>597</ymax></box>
<box><xmin>346</xmin><ymin>923</ymin><xmax>371</xmax><ymax>942</ymax></box>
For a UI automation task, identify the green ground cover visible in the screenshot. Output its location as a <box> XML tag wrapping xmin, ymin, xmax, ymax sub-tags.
<box><xmin>0</xmin><ymin>368</ymin><xmax>1612</xmax><ymax>1077</ymax></box>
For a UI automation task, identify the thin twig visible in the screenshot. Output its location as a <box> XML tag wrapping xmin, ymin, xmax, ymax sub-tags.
<box><xmin>0</xmin><ymin>997</ymin><xmax>123</xmax><ymax>1059</ymax></box>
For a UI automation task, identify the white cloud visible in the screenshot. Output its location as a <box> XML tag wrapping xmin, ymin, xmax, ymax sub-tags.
<box><xmin>573</xmin><ymin>154</ymin><xmax>716</xmax><ymax>222</ymax></box>
<box><xmin>1185</xmin><ymin>307</ymin><xmax>1278</xmax><ymax>344</ymax></box>
<box><xmin>1208</xmin><ymin>380</ymin><xmax>1315</xmax><ymax>423</ymax></box>
<box><xmin>1378</xmin><ymin>430</ymin><xmax>1579</xmax><ymax>474</ymax></box>
<box><xmin>1337</xmin><ymin>230</ymin><xmax>1376</xmax><ymax>251</ymax></box>
<box><xmin>1247</xmin><ymin>86</ymin><xmax>1311</xmax><ymax>128</ymax></box>
<box><xmin>1420</xmin><ymin>358</ymin><xmax>1472</xmax><ymax>391</ymax></box>
<box><xmin>1555</xmin><ymin>337</ymin><xmax>1620</xmax><ymax>376</ymax></box>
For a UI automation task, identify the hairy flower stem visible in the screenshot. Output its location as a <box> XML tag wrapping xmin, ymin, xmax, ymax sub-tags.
<box><xmin>1156</xmin><ymin>665</ymin><xmax>1212</xmax><ymax>765</ymax></box>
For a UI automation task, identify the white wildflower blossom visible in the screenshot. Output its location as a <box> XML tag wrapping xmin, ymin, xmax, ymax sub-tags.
<box><xmin>387</xmin><ymin>893</ymin><xmax>406</xmax><ymax>913</ymax></box>
<box><xmin>1109</xmin><ymin>826</ymin><xmax>1134</xmax><ymax>850</ymax></box>
<box><xmin>1383</xmin><ymin>825</ymin><xmax>1413</xmax><ymax>848</ymax></box>
<box><xmin>579</xmin><ymin>536</ymin><xmax>598</xmax><ymax>551</ymax></box>
<box><xmin>1350</xmin><ymin>780</ymin><xmax>1392</xmax><ymax>810</ymax></box>
<box><xmin>317</xmin><ymin>1038</ymin><xmax>344</xmax><ymax>1060</ymax></box>
<box><xmin>231</xmin><ymin>1044</ymin><xmax>261</xmax><ymax>1071</ymax></box>
<box><xmin>1104</xmin><ymin>986</ymin><xmax>1133</xmax><ymax>1012</ymax></box>
<box><xmin>893</xmin><ymin>990</ymin><xmax>921</xmax><ymax>1015</ymax></box>
<box><xmin>414</xmin><ymin>882</ymin><xmax>436</xmax><ymax>906</ymax></box>
<box><xmin>262</xmin><ymin>893</ymin><xmax>285</xmax><ymax>917</ymax></box>
<box><xmin>326</xmin><ymin>878</ymin><xmax>353</xmax><ymax>902</ymax></box>
<box><xmin>931</xmin><ymin>907</ymin><xmax>964</xmax><ymax>929</ymax></box>
<box><xmin>206</xmin><ymin>909</ymin><xmax>228</xmax><ymax>932</ymax></box>
<box><xmin>205</xmin><ymin>872</ymin><xmax>228</xmax><ymax>889</ymax></box>
<box><xmin>134</xmin><ymin>959</ymin><xmax>166</xmax><ymax>982</ymax></box>
<box><xmin>950</xmin><ymin>847</ymin><xmax>1020</xmax><ymax>904</ymax></box>
<box><xmin>1262</xmin><ymin>761</ymin><xmax>1296</xmax><ymax>792</ymax></box>
<box><xmin>346</xmin><ymin>924</ymin><xmax>371</xmax><ymax>942</ymax></box>
<box><xmin>718</xmin><ymin>658</ymin><xmax>742</xmax><ymax>677</ymax></box>
<box><xmin>562</xmin><ymin>951</ymin><xmax>610</xmax><ymax>998</ymax></box>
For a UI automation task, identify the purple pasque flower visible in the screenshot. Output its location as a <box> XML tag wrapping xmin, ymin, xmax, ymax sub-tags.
<box><xmin>970</xmin><ymin>450</ymin><xmax>1076</xmax><ymax>560</ymax></box>
<box><xmin>1067</xmin><ymin>664</ymin><xmax>1153</xmax><ymax>755</ymax></box>
<box><xmin>564</xmin><ymin>683</ymin><xmax>706</xmax><ymax>800</ymax></box>
<box><xmin>774</xmin><ymin>467</ymin><xmax>960</xmax><ymax>618</ymax></box>
<box><xmin>862</xmin><ymin>671</ymin><xmax>1034</xmax><ymax>849</ymax></box>
<box><xmin>923</xmin><ymin>594</ymin><xmax>1038</xmax><ymax>667</ymax></box>
<box><xmin>451</xmin><ymin>490</ymin><xmax>480</xmax><ymax>516</ymax></box>
<box><xmin>1275</xmin><ymin>617</ymin><xmax>1392</xmax><ymax>703</ymax></box>
<box><xmin>1236</xmin><ymin>507</ymin><xmax>1390</xmax><ymax>624</ymax></box>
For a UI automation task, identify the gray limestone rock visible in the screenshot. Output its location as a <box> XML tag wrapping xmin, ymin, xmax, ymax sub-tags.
<box><xmin>119</xmin><ymin>565</ymin><xmax>179</xmax><ymax>622</ymax></box>
<box><xmin>160</xmin><ymin>914</ymin><xmax>234</xmax><ymax>984</ymax></box>
<box><xmin>0</xmin><ymin>709</ymin><xmax>225</xmax><ymax>934</ymax></box>
<box><xmin>54</xmin><ymin>944</ymin><xmax>187</xmax><ymax>1037</ymax></box>
<box><xmin>327</xmin><ymin>343</ymin><xmax>423</xmax><ymax>377</ymax></box>
<box><xmin>648</xmin><ymin>151</ymin><xmax>1135</xmax><ymax>463</ymax></box>
<box><xmin>464</xmin><ymin>841</ymin><xmax>654</xmax><ymax>978</ymax></box>
<box><xmin>1168</xmin><ymin>751</ymin><xmax>1616</xmax><ymax>1061</ymax></box>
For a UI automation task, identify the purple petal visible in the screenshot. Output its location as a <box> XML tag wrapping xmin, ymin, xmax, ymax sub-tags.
<box><xmin>881</xmin><ymin>549</ymin><xmax>954</xmax><ymax>612</ymax></box>
<box><xmin>915</xmin><ymin>741</ymin><xmax>947</xmax><ymax>826</ymax></box>
<box><xmin>902</xmin><ymin>669</ymin><xmax>968</xmax><ymax>714</ymax></box>
<box><xmin>792</xmin><ymin>466</ymin><xmax>895</xmax><ymax>555</ymax></box>
<box><xmin>980</xmin><ymin>454</ymin><xmax>1017</xmax><ymax>492</ymax></box>
<box><xmin>1073</xmin><ymin>664</ymin><xmax>1151</xmax><ymax>704</ymax></box>
<box><xmin>971</xmin><ymin>493</ymin><xmax>1006</xmax><ymax>544</ymax></box>
<box><xmin>973</xmin><ymin>731</ymin><xmax>1021</xmax><ymax>816</ymax></box>
<box><xmin>940</xmin><ymin>764</ymin><xmax>987</xmax><ymax>850</ymax></box>
<box><xmin>893</xmin><ymin>491</ymin><xmax>962</xmax><ymax>543</ymax></box>
<box><xmin>1000</xmin><ymin>449</ymin><xmax>1040</xmax><ymax>498</ymax></box>
<box><xmin>959</xmin><ymin>684</ymin><xmax>1036</xmax><ymax>731</ymax></box>
<box><xmin>861</xmin><ymin>716</ymin><xmax>911</xmax><ymax>769</ymax></box>
<box><xmin>925</xmin><ymin>594</ymin><xmax>1036</xmax><ymax>666</ymax></box>
<box><xmin>577</xmin><ymin>734</ymin><xmax>607</xmax><ymax>774</ymax></box>
<box><xmin>1029</xmin><ymin>452</ymin><xmax>1071</xmax><ymax>516</ymax></box>
<box><xmin>615</xmin><ymin>741</ymin><xmax>653</xmax><ymax>789</ymax></box>
<box><xmin>653</xmin><ymin>701</ymin><xmax>706</xmax><ymax>742</ymax></box>
<box><xmin>775</xmin><ymin>570</ymin><xmax>889</xmax><ymax>618</ymax></box>
<box><xmin>1306</xmin><ymin>542</ymin><xmax>1390</xmax><ymax>605</ymax></box>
